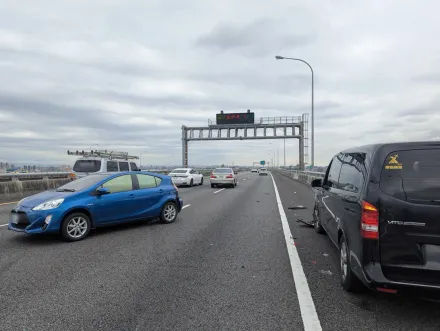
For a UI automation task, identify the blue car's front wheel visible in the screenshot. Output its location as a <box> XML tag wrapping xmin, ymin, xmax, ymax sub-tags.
<box><xmin>61</xmin><ymin>212</ymin><xmax>92</xmax><ymax>242</ymax></box>
<box><xmin>160</xmin><ymin>202</ymin><xmax>178</xmax><ymax>224</ymax></box>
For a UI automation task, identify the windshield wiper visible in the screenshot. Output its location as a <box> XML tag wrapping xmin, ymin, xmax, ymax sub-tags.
<box><xmin>56</xmin><ymin>188</ymin><xmax>76</xmax><ymax>192</ymax></box>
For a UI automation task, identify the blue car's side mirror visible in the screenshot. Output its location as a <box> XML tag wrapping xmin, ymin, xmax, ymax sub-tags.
<box><xmin>96</xmin><ymin>187</ymin><xmax>110</xmax><ymax>195</ymax></box>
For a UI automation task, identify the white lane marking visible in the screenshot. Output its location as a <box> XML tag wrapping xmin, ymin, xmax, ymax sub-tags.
<box><xmin>182</xmin><ymin>204</ymin><xmax>190</xmax><ymax>209</ymax></box>
<box><xmin>243</xmin><ymin>179</ymin><xmax>246</xmax><ymax>181</ymax></box>
<box><xmin>213</xmin><ymin>188</ymin><xmax>225</xmax><ymax>194</ymax></box>
<box><xmin>0</xmin><ymin>224</ymin><xmax>8</xmax><ymax>227</ymax></box>
<box><xmin>270</xmin><ymin>172</ymin><xmax>322</xmax><ymax>331</ymax></box>
<box><xmin>0</xmin><ymin>201</ymin><xmax>18</xmax><ymax>206</ymax></box>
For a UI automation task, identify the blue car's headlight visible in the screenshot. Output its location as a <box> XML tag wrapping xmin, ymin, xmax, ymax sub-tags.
<box><xmin>32</xmin><ymin>198</ymin><xmax>65</xmax><ymax>211</ymax></box>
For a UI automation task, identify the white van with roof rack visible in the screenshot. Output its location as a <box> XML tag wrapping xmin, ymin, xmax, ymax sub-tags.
<box><xmin>68</xmin><ymin>150</ymin><xmax>140</xmax><ymax>179</ymax></box>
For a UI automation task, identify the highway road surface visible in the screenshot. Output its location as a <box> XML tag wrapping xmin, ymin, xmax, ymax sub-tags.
<box><xmin>0</xmin><ymin>171</ymin><xmax>439</xmax><ymax>331</ymax></box>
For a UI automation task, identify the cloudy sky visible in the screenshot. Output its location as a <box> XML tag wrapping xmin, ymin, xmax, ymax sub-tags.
<box><xmin>0</xmin><ymin>0</ymin><xmax>439</xmax><ymax>167</ymax></box>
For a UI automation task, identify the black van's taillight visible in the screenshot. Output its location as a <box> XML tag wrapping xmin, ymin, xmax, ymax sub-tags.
<box><xmin>361</xmin><ymin>201</ymin><xmax>379</xmax><ymax>240</ymax></box>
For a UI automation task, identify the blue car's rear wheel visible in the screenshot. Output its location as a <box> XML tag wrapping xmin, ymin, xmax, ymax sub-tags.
<box><xmin>61</xmin><ymin>212</ymin><xmax>91</xmax><ymax>241</ymax></box>
<box><xmin>160</xmin><ymin>202</ymin><xmax>178</xmax><ymax>224</ymax></box>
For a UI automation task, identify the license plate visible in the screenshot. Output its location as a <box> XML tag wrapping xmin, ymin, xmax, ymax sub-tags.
<box><xmin>10</xmin><ymin>213</ymin><xmax>19</xmax><ymax>224</ymax></box>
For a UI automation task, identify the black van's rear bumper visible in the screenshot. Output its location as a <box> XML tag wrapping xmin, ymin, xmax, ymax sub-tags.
<box><xmin>358</xmin><ymin>262</ymin><xmax>440</xmax><ymax>298</ymax></box>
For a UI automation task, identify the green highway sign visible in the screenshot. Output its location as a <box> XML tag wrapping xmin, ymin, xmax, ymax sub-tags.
<box><xmin>260</xmin><ymin>160</ymin><xmax>265</xmax><ymax>165</ymax></box>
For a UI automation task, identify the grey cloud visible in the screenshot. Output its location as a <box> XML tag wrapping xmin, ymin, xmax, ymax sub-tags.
<box><xmin>196</xmin><ymin>17</ymin><xmax>315</xmax><ymax>57</ymax></box>
<box><xmin>412</xmin><ymin>74</ymin><xmax>440</xmax><ymax>84</ymax></box>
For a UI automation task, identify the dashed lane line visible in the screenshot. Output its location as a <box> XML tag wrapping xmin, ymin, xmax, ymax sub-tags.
<box><xmin>182</xmin><ymin>204</ymin><xmax>191</xmax><ymax>209</ymax></box>
<box><xmin>213</xmin><ymin>188</ymin><xmax>225</xmax><ymax>194</ymax></box>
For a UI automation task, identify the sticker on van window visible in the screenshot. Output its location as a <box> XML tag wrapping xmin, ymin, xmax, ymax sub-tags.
<box><xmin>385</xmin><ymin>154</ymin><xmax>403</xmax><ymax>170</ymax></box>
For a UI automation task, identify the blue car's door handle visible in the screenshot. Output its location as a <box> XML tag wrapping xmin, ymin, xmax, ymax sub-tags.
<box><xmin>129</xmin><ymin>194</ymin><xmax>135</xmax><ymax>198</ymax></box>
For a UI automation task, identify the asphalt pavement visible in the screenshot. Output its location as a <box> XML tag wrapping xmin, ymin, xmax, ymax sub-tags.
<box><xmin>0</xmin><ymin>171</ymin><xmax>439</xmax><ymax>331</ymax></box>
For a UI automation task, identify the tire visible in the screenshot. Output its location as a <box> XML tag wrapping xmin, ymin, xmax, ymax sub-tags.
<box><xmin>189</xmin><ymin>179</ymin><xmax>194</xmax><ymax>187</ymax></box>
<box><xmin>231</xmin><ymin>182</ymin><xmax>235</xmax><ymax>188</ymax></box>
<box><xmin>200</xmin><ymin>177</ymin><xmax>204</xmax><ymax>185</ymax></box>
<box><xmin>160</xmin><ymin>202</ymin><xmax>178</xmax><ymax>224</ymax></box>
<box><xmin>61</xmin><ymin>212</ymin><xmax>91</xmax><ymax>242</ymax></box>
<box><xmin>339</xmin><ymin>235</ymin><xmax>364</xmax><ymax>292</ymax></box>
<box><xmin>211</xmin><ymin>184</ymin><xmax>215</xmax><ymax>188</ymax></box>
<box><xmin>313</xmin><ymin>205</ymin><xmax>324</xmax><ymax>234</ymax></box>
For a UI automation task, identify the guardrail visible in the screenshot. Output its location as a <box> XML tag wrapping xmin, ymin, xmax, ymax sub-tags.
<box><xmin>0</xmin><ymin>172</ymin><xmax>74</xmax><ymax>182</ymax></box>
<box><xmin>272</xmin><ymin>168</ymin><xmax>325</xmax><ymax>184</ymax></box>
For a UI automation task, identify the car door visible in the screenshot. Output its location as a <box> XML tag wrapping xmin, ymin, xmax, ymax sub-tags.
<box><xmin>320</xmin><ymin>154</ymin><xmax>343</xmax><ymax>244</ymax></box>
<box><xmin>338</xmin><ymin>152</ymin><xmax>366</xmax><ymax>264</ymax></box>
<box><xmin>132</xmin><ymin>174</ymin><xmax>164</xmax><ymax>218</ymax></box>
<box><xmin>92</xmin><ymin>174</ymin><xmax>138</xmax><ymax>224</ymax></box>
<box><xmin>194</xmin><ymin>169</ymin><xmax>203</xmax><ymax>184</ymax></box>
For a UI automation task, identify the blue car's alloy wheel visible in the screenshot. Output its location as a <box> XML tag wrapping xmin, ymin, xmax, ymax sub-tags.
<box><xmin>61</xmin><ymin>212</ymin><xmax>91</xmax><ymax>242</ymax></box>
<box><xmin>161</xmin><ymin>202</ymin><xmax>177</xmax><ymax>224</ymax></box>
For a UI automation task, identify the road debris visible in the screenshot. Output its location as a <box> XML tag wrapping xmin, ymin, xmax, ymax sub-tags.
<box><xmin>288</xmin><ymin>205</ymin><xmax>306</xmax><ymax>210</ymax></box>
<box><xmin>319</xmin><ymin>270</ymin><xmax>333</xmax><ymax>276</ymax></box>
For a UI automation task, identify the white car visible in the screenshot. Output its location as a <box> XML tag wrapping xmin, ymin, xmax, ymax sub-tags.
<box><xmin>210</xmin><ymin>168</ymin><xmax>237</xmax><ymax>188</ymax></box>
<box><xmin>259</xmin><ymin>168</ymin><xmax>268</xmax><ymax>176</ymax></box>
<box><xmin>251</xmin><ymin>168</ymin><xmax>258</xmax><ymax>173</ymax></box>
<box><xmin>168</xmin><ymin>168</ymin><xmax>204</xmax><ymax>187</ymax></box>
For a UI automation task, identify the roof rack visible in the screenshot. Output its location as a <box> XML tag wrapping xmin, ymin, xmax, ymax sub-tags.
<box><xmin>67</xmin><ymin>149</ymin><xmax>139</xmax><ymax>160</ymax></box>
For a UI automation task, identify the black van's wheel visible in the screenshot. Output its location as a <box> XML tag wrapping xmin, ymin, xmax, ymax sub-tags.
<box><xmin>160</xmin><ymin>202</ymin><xmax>178</xmax><ymax>224</ymax></box>
<box><xmin>313</xmin><ymin>205</ymin><xmax>324</xmax><ymax>234</ymax></box>
<box><xmin>61</xmin><ymin>212</ymin><xmax>91</xmax><ymax>242</ymax></box>
<box><xmin>339</xmin><ymin>235</ymin><xmax>364</xmax><ymax>292</ymax></box>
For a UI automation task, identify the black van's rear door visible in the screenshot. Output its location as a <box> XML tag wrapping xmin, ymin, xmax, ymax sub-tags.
<box><xmin>379</xmin><ymin>148</ymin><xmax>440</xmax><ymax>284</ymax></box>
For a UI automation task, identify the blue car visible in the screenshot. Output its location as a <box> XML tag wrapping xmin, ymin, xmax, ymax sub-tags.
<box><xmin>8</xmin><ymin>171</ymin><xmax>183</xmax><ymax>241</ymax></box>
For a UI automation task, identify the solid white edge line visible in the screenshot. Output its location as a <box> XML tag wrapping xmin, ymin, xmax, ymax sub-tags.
<box><xmin>269</xmin><ymin>172</ymin><xmax>322</xmax><ymax>331</ymax></box>
<box><xmin>182</xmin><ymin>204</ymin><xmax>190</xmax><ymax>209</ymax></box>
<box><xmin>0</xmin><ymin>224</ymin><xmax>8</xmax><ymax>227</ymax></box>
<box><xmin>213</xmin><ymin>188</ymin><xmax>225</xmax><ymax>194</ymax></box>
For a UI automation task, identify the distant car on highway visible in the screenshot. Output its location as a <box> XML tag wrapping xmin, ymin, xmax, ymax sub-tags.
<box><xmin>259</xmin><ymin>168</ymin><xmax>268</xmax><ymax>176</ymax></box>
<box><xmin>8</xmin><ymin>171</ymin><xmax>183</xmax><ymax>241</ymax></box>
<box><xmin>210</xmin><ymin>168</ymin><xmax>237</xmax><ymax>188</ymax></box>
<box><xmin>311</xmin><ymin>141</ymin><xmax>440</xmax><ymax>297</ymax></box>
<box><xmin>168</xmin><ymin>168</ymin><xmax>204</xmax><ymax>187</ymax></box>
<box><xmin>251</xmin><ymin>168</ymin><xmax>258</xmax><ymax>173</ymax></box>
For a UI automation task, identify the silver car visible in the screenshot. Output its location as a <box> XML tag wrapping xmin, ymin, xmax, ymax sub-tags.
<box><xmin>210</xmin><ymin>168</ymin><xmax>237</xmax><ymax>188</ymax></box>
<box><xmin>259</xmin><ymin>167</ymin><xmax>268</xmax><ymax>176</ymax></box>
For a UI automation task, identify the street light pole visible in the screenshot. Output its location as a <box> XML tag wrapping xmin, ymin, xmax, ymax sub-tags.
<box><xmin>275</xmin><ymin>55</ymin><xmax>315</xmax><ymax>170</ymax></box>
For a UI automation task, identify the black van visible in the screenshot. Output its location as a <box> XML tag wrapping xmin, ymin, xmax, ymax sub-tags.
<box><xmin>311</xmin><ymin>142</ymin><xmax>440</xmax><ymax>296</ymax></box>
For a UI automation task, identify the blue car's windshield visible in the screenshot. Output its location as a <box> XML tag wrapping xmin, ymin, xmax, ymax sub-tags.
<box><xmin>56</xmin><ymin>174</ymin><xmax>111</xmax><ymax>192</ymax></box>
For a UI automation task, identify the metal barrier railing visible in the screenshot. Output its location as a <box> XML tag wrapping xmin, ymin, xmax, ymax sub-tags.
<box><xmin>271</xmin><ymin>168</ymin><xmax>325</xmax><ymax>184</ymax></box>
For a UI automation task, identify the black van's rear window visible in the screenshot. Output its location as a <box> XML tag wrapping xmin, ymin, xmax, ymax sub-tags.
<box><xmin>73</xmin><ymin>160</ymin><xmax>101</xmax><ymax>173</ymax></box>
<box><xmin>380</xmin><ymin>149</ymin><xmax>440</xmax><ymax>204</ymax></box>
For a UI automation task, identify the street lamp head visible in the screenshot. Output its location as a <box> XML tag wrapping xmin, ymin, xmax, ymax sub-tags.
<box><xmin>275</xmin><ymin>55</ymin><xmax>284</xmax><ymax>60</ymax></box>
